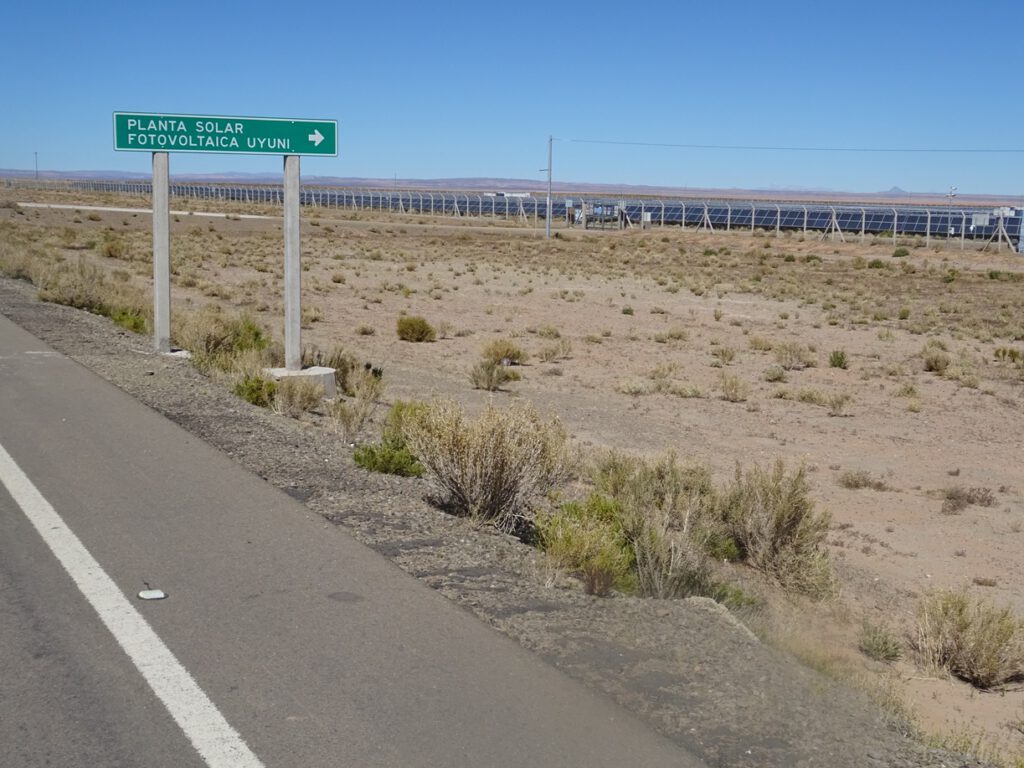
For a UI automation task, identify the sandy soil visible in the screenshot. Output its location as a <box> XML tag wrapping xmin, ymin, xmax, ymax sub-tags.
<box><xmin>3</xmin><ymin>187</ymin><xmax>1023</xmax><ymax>765</ymax></box>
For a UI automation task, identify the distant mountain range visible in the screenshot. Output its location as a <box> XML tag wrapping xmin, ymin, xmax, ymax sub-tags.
<box><xmin>2</xmin><ymin>169</ymin><xmax>1019</xmax><ymax>207</ymax></box>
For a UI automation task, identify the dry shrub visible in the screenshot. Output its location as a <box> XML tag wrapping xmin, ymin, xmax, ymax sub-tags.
<box><xmin>719</xmin><ymin>372</ymin><xmax>749</xmax><ymax>402</ymax></box>
<box><xmin>98</xmin><ymin>232</ymin><xmax>128</xmax><ymax>260</ymax></box>
<box><xmin>593</xmin><ymin>451</ymin><xmax>713</xmax><ymax>528</ymax></box>
<box><xmin>401</xmin><ymin>400</ymin><xmax>573</xmax><ymax>534</ymax></box>
<box><xmin>469</xmin><ymin>360</ymin><xmax>519</xmax><ymax>391</ymax></box>
<box><xmin>714</xmin><ymin>461</ymin><xmax>833</xmax><ymax>597</ymax></box>
<box><xmin>941</xmin><ymin>486</ymin><xmax>996</xmax><ymax>514</ymax></box>
<box><xmin>592</xmin><ymin>452</ymin><xmax>719</xmax><ymax>599</ymax></box>
<box><xmin>0</xmin><ymin>239</ymin><xmax>45</xmax><ymax>282</ymax></box>
<box><xmin>328</xmin><ymin>368</ymin><xmax>386</xmax><ymax>441</ymax></box>
<box><xmin>796</xmin><ymin>389</ymin><xmax>827</xmax><ymax>406</ymax></box>
<box><xmin>629</xmin><ymin>513</ymin><xmax>717</xmax><ymax>600</ymax></box>
<box><xmin>481</xmin><ymin>338</ymin><xmax>527</xmax><ymax>365</ymax></box>
<box><xmin>922</xmin><ymin>341</ymin><xmax>951</xmax><ymax>374</ymax></box>
<box><xmin>271</xmin><ymin>377</ymin><xmax>324</xmax><ymax>418</ymax></box>
<box><xmin>774</xmin><ymin>342</ymin><xmax>817</xmax><ymax>371</ymax></box>
<box><xmin>827</xmin><ymin>392</ymin><xmax>853</xmax><ymax>417</ymax></box>
<box><xmin>396</xmin><ymin>315</ymin><xmax>436</xmax><ymax>342</ymax></box>
<box><xmin>36</xmin><ymin>258</ymin><xmax>150</xmax><ymax>333</ymax></box>
<box><xmin>174</xmin><ymin>305</ymin><xmax>268</xmax><ymax>372</ymax></box>
<box><xmin>912</xmin><ymin>590</ymin><xmax>1024</xmax><ymax>688</ymax></box>
<box><xmin>838</xmin><ymin>470</ymin><xmax>889</xmax><ymax>491</ymax></box>
<box><xmin>538</xmin><ymin>338</ymin><xmax>572</xmax><ymax>363</ymax></box>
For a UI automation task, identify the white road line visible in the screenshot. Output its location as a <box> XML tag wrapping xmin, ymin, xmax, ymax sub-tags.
<box><xmin>0</xmin><ymin>441</ymin><xmax>264</xmax><ymax>768</ymax></box>
<box><xmin>17</xmin><ymin>202</ymin><xmax>277</xmax><ymax>220</ymax></box>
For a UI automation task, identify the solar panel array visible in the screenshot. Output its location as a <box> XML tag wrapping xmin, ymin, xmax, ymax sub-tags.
<box><xmin>6</xmin><ymin>177</ymin><xmax>1021</xmax><ymax>250</ymax></box>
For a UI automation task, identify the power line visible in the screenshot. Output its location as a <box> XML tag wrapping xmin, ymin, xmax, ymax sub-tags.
<box><xmin>565</xmin><ymin>138</ymin><xmax>1024</xmax><ymax>154</ymax></box>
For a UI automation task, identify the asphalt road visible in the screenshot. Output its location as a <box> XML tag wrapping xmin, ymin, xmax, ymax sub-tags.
<box><xmin>0</xmin><ymin>313</ymin><xmax>704</xmax><ymax>768</ymax></box>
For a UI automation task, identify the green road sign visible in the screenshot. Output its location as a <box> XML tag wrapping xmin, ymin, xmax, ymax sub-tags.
<box><xmin>113</xmin><ymin>112</ymin><xmax>338</xmax><ymax>156</ymax></box>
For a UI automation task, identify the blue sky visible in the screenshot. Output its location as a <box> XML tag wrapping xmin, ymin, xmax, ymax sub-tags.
<box><xmin>2</xmin><ymin>0</ymin><xmax>1022</xmax><ymax>194</ymax></box>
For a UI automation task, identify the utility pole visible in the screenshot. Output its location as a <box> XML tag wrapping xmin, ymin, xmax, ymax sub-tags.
<box><xmin>545</xmin><ymin>135</ymin><xmax>553</xmax><ymax>239</ymax></box>
<box><xmin>947</xmin><ymin>185</ymin><xmax>957</xmax><ymax>248</ymax></box>
<box><xmin>34</xmin><ymin>152</ymin><xmax>38</xmax><ymax>180</ymax></box>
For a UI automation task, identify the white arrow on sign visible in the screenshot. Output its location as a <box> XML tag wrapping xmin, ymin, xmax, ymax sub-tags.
<box><xmin>308</xmin><ymin>129</ymin><xmax>324</xmax><ymax>147</ymax></box>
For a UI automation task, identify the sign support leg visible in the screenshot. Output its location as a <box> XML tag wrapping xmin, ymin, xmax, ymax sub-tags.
<box><xmin>152</xmin><ymin>152</ymin><xmax>171</xmax><ymax>353</ymax></box>
<box><xmin>283</xmin><ymin>154</ymin><xmax>301</xmax><ymax>371</ymax></box>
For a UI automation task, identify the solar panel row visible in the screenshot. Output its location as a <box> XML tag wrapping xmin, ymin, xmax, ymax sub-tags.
<box><xmin>34</xmin><ymin>178</ymin><xmax>1024</xmax><ymax>247</ymax></box>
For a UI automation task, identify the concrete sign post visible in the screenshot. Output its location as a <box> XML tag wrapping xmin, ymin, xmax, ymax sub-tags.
<box><xmin>113</xmin><ymin>112</ymin><xmax>338</xmax><ymax>374</ymax></box>
<box><xmin>282</xmin><ymin>155</ymin><xmax>302</xmax><ymax>370</ymax></box>
<box><xmin>152</xmin><ymin>152</ymin><xmax>170</xmax><ymax>353</ymax></box>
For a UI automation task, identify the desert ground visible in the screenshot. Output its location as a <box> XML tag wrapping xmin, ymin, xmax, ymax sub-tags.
<box><xmin>2</xmin><ymin>185</ymin><xmax>1023</xmax><ymax>765</ymax></box>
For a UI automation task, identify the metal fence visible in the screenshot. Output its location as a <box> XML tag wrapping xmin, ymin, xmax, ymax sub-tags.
<box><xmin>4</xmin><ymin>177</ymin><xmax>1021</xmax><ymax>251</ymax></box>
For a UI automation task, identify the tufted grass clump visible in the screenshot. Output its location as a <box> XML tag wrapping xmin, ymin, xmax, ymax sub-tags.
<box><xmin>538</xmin><ymin>338</ymin><xmax>572</xmax><ymax>363</ymax></box>
<box><xmin>174</xmin><ymin>305</ymin><xmax>268</xmax><ymax>372</ymax></box>
<box><xmin>401</xmin><ymin>400</ymin><xmax>573</xmax><ymax>534</ymax></box>
<box><xmin>921</xmin><ymin>340</ymin><xmax>951</xmax><ymax>374</ymax></box>
<box><xmin>98</xmin><ymin>232</ymin><xmax>129</xmax><ymax>260</ymax></box>
<box><xmin>719</xmin><ymin>372</ymin><xmax>749</xmax><ymax>402</ymax></box>
<box><xmin>328</xmin><ymin>368</ymin><xmax>386</xmax><ymax>441</ymax></box>
<box><xmin>827</xmin><ymin>392</ymin><xmax>853</xmax><ymax>417</ymax></box>
<box><xmin>828</xmin><ymin>349</ymin><xmax>848</xmax><ymax>369</ymax></box>
<box><xmin>469</xmin><ymin>359</ymin><xmax>520</xmax><ymax>391</ymax></box>
<box><xmin>774</xmin><ymin>342</ymin><xmax>817</xmax><ymax>371</ymax></box>
<box><xmin>711</xmin><ymin>346</ymin><xmax>736</xmax><ymax>365</ymax></box>
<box><xmin>0</xmin><ymin>239</ymin><xmax>43</xmax><ymax>283</ymax></box>
<box><xmin>481</xmin><ymin>338</ymin><xmax>527</xmax><ymax>366</ymax></box>
<box><xmin>859</xmin><ymin>621</ymin><xmax>903</xmax><ymax>662</ymax></box>
<box><xmin>271</xmin><ymin>377</ymin><xmax>324</xmax><ymax>418</ymax></box>
<box><xmin>912</xmin><ymin>590</ymin><xmax>1024</xmax><ymax>688</ymax></box>
<box><xmin>36</xmin><ymin>258</ymin><xmax>150</xmax><ymax>334</ymax></box>
<box><xmin>396</xmin><ymin>315</ymin><xmax>436</xmax><ymax>342</ymax></box>
<box><xmin>838</xmin><ymin>470</ymin><xmax>889</xmax><ymax>491</ymax></box>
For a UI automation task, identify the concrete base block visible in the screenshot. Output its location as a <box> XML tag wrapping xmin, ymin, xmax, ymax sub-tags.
<box><xmin>265</xmin><ymin>366</ymin><xmax>337</xmax><ymax>399</ymax></box>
